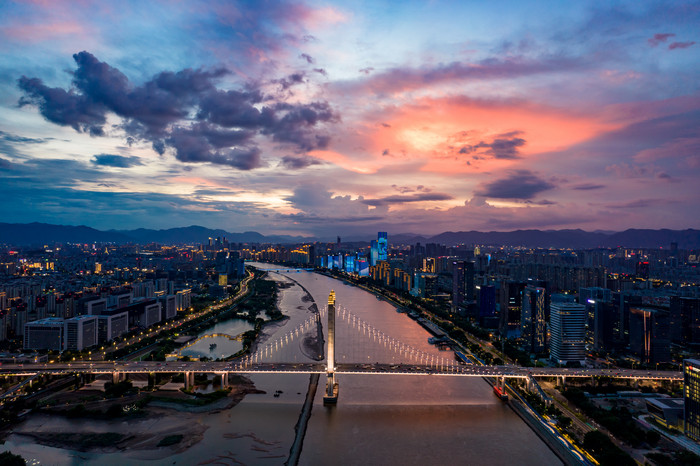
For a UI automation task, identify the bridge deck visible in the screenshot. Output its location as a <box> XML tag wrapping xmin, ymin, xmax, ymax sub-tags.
<box><xmin>0</xmin><ymin>361</ymin><xmax>683</xmax><ymax>381</ymax></box>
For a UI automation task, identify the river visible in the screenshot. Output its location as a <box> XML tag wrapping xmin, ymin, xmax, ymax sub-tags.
<box><xmin>1</xmin><ymin>264</ymin><xmax>561</xmax><ymax>465</ymax></box>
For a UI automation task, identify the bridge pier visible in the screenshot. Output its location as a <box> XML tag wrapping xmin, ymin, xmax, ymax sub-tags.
<box><xmin>184</xmin><ymin>371</ymin><xmax>195</xmax><ymax>391</ymax></box>
<box><xmin>558</xmin><ymin>375</ymin><xmax>566</xmax><ymax>388</ymax></box>
<box><xmin>112</xmin><ymin>371</ymin><xmax>122</xmax><ymax>385</ymax></box>
<box><xmin>148</xmin><ymin>372</ymin><xmax>155</xmax><ymax>389</ymax></box>
<box><xmin>218</xmin><ymin>372</ymin><xmax>229</xmax><ymax>388</ymax></box>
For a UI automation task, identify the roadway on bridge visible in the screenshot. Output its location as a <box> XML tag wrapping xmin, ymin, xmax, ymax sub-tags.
<box><xmin>0</xmin><ymin>360</ymin><xmax>682</xmax><ymax>381</ymax></box>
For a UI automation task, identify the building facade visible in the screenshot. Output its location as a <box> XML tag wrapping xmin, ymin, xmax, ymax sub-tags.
<box><xmin>550</xmin><ymin>302</ymin><xmax>586</xmax><ymax>365</ymax></box>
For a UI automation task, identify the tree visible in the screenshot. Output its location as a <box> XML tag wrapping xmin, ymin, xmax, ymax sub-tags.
<box><xmin>557</xmin><ymin>415</ymin><xmax>572</xmax><ymax>430</ymax></box>
<box><xmin>645</xmin><ymin>430</ymin><xmax>660</xmax><ymax>447</ymax></box>
<box><xmin>0</xmin><ymin>451</ymin><xmax>27</xmax><ymax>465</ymax></box>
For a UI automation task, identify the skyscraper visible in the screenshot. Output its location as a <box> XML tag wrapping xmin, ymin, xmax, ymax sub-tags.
<box><xmin>550</xmin><ymin>302</ymin><xmax>586</xmax><ymax>365</ymax></box>
<box><xmin>377</xmin><ymin>232</ymin><xmax>388</xmax><ymax>262</ymax></box>
<box><xmin>522</xmin><ymin>286</ymin><xmax>546</xmax><ymax>353</ymax></box>
<box><xmin>500</xmin><ymin>281</ymin><xmax>525</xmax><ymax>338</ymax></box>
<box><xmin>629</xmin><ymin>307</ymin><xmax>671</xmax><ymax>364</ymax></box>
<box><xmin>452</xmin><ymin>260</ymin><xmax>474</xmax><ymax>317</ymax></box>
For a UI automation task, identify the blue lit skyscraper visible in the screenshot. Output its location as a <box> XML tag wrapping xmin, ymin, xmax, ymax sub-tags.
<box><xmin>377</xmin><ymin>232</ymin><xmax>388</xmax><ymax>262</ymax></box>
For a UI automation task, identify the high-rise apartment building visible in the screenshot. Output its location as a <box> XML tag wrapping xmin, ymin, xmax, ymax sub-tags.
<box><xmin>452</xmin><ymin>260</ymin><xmax>474</xmax><ymax>316</ymax></box>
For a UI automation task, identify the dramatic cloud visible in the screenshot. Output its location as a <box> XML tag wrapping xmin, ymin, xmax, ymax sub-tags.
<box><xmin>91</xmin><ymin>154</ymin><xmax>143</xmax><ymax>168</ymax></box>
<box><xmin>168</xmin><ymin>126</ymin><xmax>263</xmax><ymax>169</ymax></box>
<box><xmin>3</xmin><ymin>1</ymin><xmax>700</xmax><ymax>234</ymax></box>
<box><xmin>475</xmin><ymin>170</ymin><xmax>556</xmax><ymax>199</ymax></box>
<box><xmin>459</xmin><ymin>133</ymin><xmax>526</xmax><ymax>159</ymax></box>
<box><xmin>361</xmin><ymin>192</ymin><xmax>453</xmax><ymax>206</ymax></box>
<box><xmin>18</xmin><ymin>52</ymin><xmax>337</xmax><ymax>168</ymax></box>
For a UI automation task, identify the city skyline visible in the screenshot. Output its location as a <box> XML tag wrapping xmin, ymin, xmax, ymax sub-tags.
<box><xmin>1</xmin><ymin>1</ymin><xmax>699</xmax><ymax>237</ymax></box>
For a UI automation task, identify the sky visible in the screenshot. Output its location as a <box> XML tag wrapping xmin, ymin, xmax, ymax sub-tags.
<box><xmin>1</xmin><ymin>0</ymin><xmax>699</xmax><ymax>239</ymax></box>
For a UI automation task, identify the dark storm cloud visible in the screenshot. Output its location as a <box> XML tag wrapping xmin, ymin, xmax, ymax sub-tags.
<box><xmin>18</xmin><ymin>75</ymin><xmax>107</xmax><ymax>135</ymax></box>
<box><xmin>280</xmin><ymin>155</ymin><xmax>322</xmax><ymax>169</ymax></box>
<box><xmin>262</xmin><ymin>101</ymin><xmax>337</xmax><ymax>151</ymax></box>
<box><xmin>18</xmin><ymin>51</ymin><xmax>338</xmax><ymax>168</ymax></box>
<box><xmin>361</xmin><ymin>192</ymin><xmax>453</xmax><ymax>206</ymax></box>
<box><xmin>475</xmin><ymin>170</ymin><xmax>556</xmax><ymax>199</ymax></box>
<box><xmin>168</xmin><ymin>126</ymin><xmax>263</xmax><ymax>170</ymax></box>
<box><xmin>91</xmin><ymin>154</ymin><xmax>143</xmax><ymax>168</ymax></box>
<box><xmin>459</xmin><ymin>133</ymin><xmax>526</xmax><ymax>159</ymax></box>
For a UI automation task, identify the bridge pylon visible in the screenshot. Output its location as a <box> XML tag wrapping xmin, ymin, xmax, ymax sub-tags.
<box><xmin>323</xmin><ymin>290</ymin><xmax>339</xmax><ymax>405</ymax></box>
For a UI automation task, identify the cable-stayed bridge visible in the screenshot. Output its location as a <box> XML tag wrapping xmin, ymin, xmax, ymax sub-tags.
<box><xmin>0</xmin><ymin>291</ymin><xmax>683</xmax><ymax>399</ymax></box>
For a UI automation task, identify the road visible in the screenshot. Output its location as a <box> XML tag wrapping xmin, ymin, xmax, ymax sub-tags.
<box><xmin>84</xmin><ymin>271</ymin><xmax>253</xmax><ymax>361</ymax></box>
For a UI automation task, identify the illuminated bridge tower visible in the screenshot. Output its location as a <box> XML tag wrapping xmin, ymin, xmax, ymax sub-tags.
<box><xmin>324</xmin><ymin>290</ymin><xmax>339</xmax><ymax>405</ymax></box>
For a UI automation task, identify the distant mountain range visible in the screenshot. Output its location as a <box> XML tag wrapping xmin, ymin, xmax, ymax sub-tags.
<box><xmin>0</xmin><ymin>223</ymin><xmax>699</xmax><ymax>249</ymax></box>
<box><xmin>0</xmin><ymin>223</ymin><xmax>308</xmax><ymax>246</ymax></box>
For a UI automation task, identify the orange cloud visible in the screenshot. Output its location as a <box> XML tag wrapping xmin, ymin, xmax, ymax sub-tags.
<box><xmin>362</xmin><ymin>96</ymin><xmax>619</xmax><ymax>174</ymax></box>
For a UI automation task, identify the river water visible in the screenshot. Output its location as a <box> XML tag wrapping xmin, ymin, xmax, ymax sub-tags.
<box><xmin>1</xmin><ymin>264</ymin><xmax>561</xmax><ymax>465</ymax></box>
<box><xmin>178</xmin><ymin>318</ymin><xmax>254</xmax><ymax>360</ymax></box>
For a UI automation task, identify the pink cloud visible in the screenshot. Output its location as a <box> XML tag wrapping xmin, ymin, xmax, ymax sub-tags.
<box><xmin>648</xmin><ymin>33</ymin><xmax>675</xmax><ymax>47</ymax></box>
<box><xmin>634</xmin><ymin>137</ymin><xmax>700</xmax><ymax>163</ymax></box>
<box><xmin>1</xmin><ymin>20</ymin><xmax>89</xmax><ymax>43</ymax></box>
<box><xmin>669</xmin><ymin>41</ymin><xmax>696</xmax><ymax>50</ymax></box>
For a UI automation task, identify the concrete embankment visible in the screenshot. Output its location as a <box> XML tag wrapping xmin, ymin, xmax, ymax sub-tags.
<box><xmin>285</xmin><ymin>373</ymin><xmax>320</xmax><ymax>466</ymax></box>
<box><xmin>507</xmin><ymin>397</ymin><xmax>588</xmax><ymax>466</ymax></box>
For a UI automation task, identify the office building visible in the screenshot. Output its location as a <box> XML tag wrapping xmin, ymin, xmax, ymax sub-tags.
<box><xmin>157</xmin><ymin>295</ymin><xmax>177</xmax><ymax>321</ymax></box>
<box><xmin>522</xmin><ymin>286</ymin><xmax>546</xmax><ymax>353</ymax></box>
<box><xmin>670</xmin><ymin>297</ymin><xmax>700</xmax><ymax>345</ymax></box>
<box><xmin>97</xmin><ymin>310</ymin><xmax>128</xmax><ymax>343</ymax></box>
<box><xmin>550</xmin><ymin>302</ymin><xmax>586</xmax><ymax>365</ymax></box>
<box><xmin>65</xmin><ymin>315</ymin><xmax>98</xmax><ymax>351</ymax></box>
<box><xmin>377</xmin><ymin>232</ymin><xmax>388</xmax><ymax>262</ymax></box>
<box><xmin>684</xmin><ymin>359</ymin><xmax>700</xmax><ymax>442</ymax></box>
<box><xmin>500</xmin><ymin>281</ymin><xmax>525</xmax><ymax>338</ymax></box>
<box><xmin>24</xmin><ymin>317</ymin><xmax>65</xmax><ymax>351</ymax></box>
<box><xmin>629</xmin><ymin>307</ymin><xmax>671</xmax><ymax>363</ymax></box>
<box><xmin>477</xmin><ymin>284</ymin><xmax>497</xmax><ymax>328</ymax></box>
